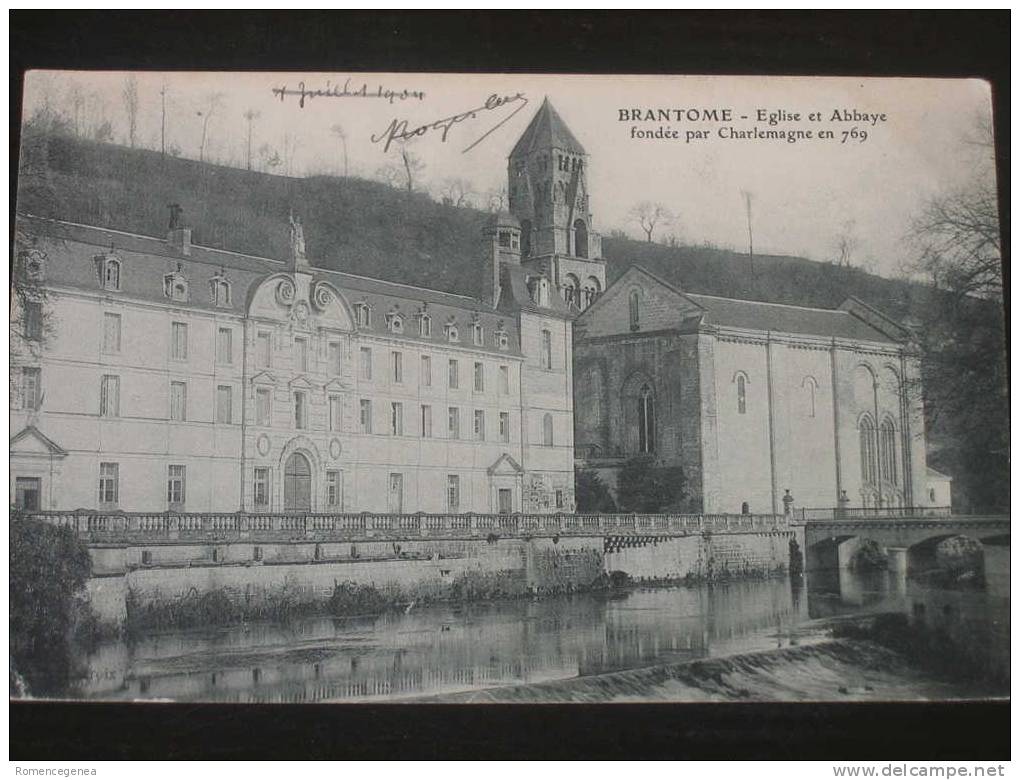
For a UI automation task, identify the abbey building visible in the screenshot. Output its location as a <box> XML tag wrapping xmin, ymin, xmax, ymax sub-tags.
<box><xmin>10</xmin><ymin>97</ymin><xmax>942</xmax><ymax>516</ymax></box>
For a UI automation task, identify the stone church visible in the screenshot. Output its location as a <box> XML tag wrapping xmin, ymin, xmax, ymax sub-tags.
<box><xmin>515</xmin><ymin>106</ymin><xmax>942</xmax><ymax>515</ymax></box>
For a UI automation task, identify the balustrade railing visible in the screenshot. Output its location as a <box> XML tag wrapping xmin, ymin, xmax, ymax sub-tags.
<box><xmin>799</xmin><ymin>506</ymin><xmax>953</xmax><ymax>522</ymax></box>
<box><xmin>28</xmin><ymin>509</ymin><xmax>794</xmax><ymax>541</ymax></box>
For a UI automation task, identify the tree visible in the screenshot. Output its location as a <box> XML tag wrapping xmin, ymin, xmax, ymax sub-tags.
<box><xmin>10</xmin><ymin>515</ymin><xmax>94</xmax><ymax>697</ymax></box>
<box><xmin>121</xmin><ymin>75</ymin><xmax>139</xmax><ymax>148</ymax></box>
<box><xmin>196</xmin><ymin>92</ymin><xmax>225</xmax><ymax>163</ymax></box>
<box><xmin>330</xmin><ymin>123</ymin><xmax>349</xmax><ymax>177</ymax></box>
<box><xmin>629</xmin><ymin>201</ymin><xmax>674</xmax><ymax>242</ymax></box>
<box><xmin>243</xmin><ymin>109</ymin><xmax>261</xmax><ymax>171</ymax></box>
<box><xmin>438</xmin><ymin>177</ymin><xmax>475</xmax><ymax>207</ymax></box>
<box><xmin>832</xmin><ymin>219</ymin><xmax>860</xmax><ymax>268</ymax></box>
<box><xmin>574</xmin><ymin>469</ymin><xmax>618</xmax><ymax>513</ymax></box>
<box><xmin>614</xmin><ymin>456</ymin><xmax>688</xmax><ymax>513</ymax></box>
<box><xmin>397</xmin><ymin>142</ymin><xmax>425</xmax><ymax>193</ymax></box>
<box><xmin>906</xmin><ymin>120</ymin><xmax>1006</xmax><ymax>512</ymax></box>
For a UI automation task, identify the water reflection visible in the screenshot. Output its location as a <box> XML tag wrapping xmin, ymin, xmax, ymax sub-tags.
<box><xmin>71</xmin><ymin>566</ymin><xmax>1008</xmax><ymax>703</ymax></box>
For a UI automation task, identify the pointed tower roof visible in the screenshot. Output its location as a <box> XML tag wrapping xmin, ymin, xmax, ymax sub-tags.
<box><xmin>510</xmin><ymin>97</ymin><xmax>586</xmax><ymax>157</ymax></box>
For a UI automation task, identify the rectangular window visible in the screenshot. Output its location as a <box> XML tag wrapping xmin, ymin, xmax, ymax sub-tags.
<box><xmin>359</xmin><ymin>399</ymin><xmax>372</xmax><ymax>433</ymax></box>
<box><xmin>98</xmin><ymin>462</ymin><xmax>119</xmax><ymax>505</ymax></box>
<box><xmin>253</xmin><ymin>467</ymin><xmax>270</xmax><ymax>507</ymax></box>
<box><xmin>328</xmin><ymin>341</ymin><xmax>342</xmax><ymax>376</ymax></box>
<box><xmin>499</xmin><ymin>365</ymin><xmax>510</xmax><ymax>394</ymax></box>
<box><xmin>167</xmin><ymin>464</ymin><xmax>186</xmax><ymax>507</ymax></box>
<box><xmin>392</xmin><ymin>351</ymin><xmax>403</xmax><ymax>383</ymax></box>
<box><xmin>100</xmin><ymin>375</ymin><xmax>120</xmax><ymax>417</ymax></box>
<box><xmin>420</xmin><ymin>404</ymin><xmax>432</xmax><ymax>438</ymax></box>
<box><xmin>360</xmin><ymin>347</ymin><xmax>372</xmax><ymax>380</ymax></box>
<box><xmin>472</xmin><ymin>324</ymin><xmax>484</xmax><ymax>346</ymax></box>
<box><xmin>448</xmin><ymin>406</ymin><xmax>460</xmax><ymax>439</ymax></box>
<box><xmin>216</xmin><ymin>327</ymin><xmax>233</xmax><ymax>364</ymax></box>
<box><xmin>15</xmin><ymin>477</ymin><xmax>41</xmax><ymax>511</ymax></box>
<box><xmin>541</xmin><ymin>329</ymin><xmax>552</xmax><ymax>370</ymax></box>
<box><xmin>24</xmin><ymin>302</ymin><xmax>43</xmax><ymax>341</ymax></box>
<box><xmin>256</xmin><ymin>388</ymin><xmax>272</xmax><ymax>426</ymax></box>
<box><xmin>447</xmin><ymin>475</ymin><xmax>460</xmax><ymax>513</ymax></box>
<box><xmin>555</xmin><ymin>490</ymin><xmax>564</xmax><ymax>509</ymax></box>
<box><xmin>171</xmin><ymin>322</ymin><xmax>188</xmax><ymax>360</ymax></box>
<box><xmin>326</xmin><ymin>471</ymin><xmax>341</xmax><ymax>508</ymax></box>
<box><xmin>169</xmin><ymin>381</ymin><xmax>187</xmax><ymax>421</ymax></box>
<box><xmin>21</xmin><ymin>367</ymin><xmax>41</xmax><ymax>410</ymax></box>
<box><xmin>448</xmin><ymin>359</ymin><xmax>459</xmax><ymax>389</ymax></box>
<box><xmin>421</xmin><ymin>355</ymin><xmax>432</xmax><ymax>387</ymax></box>
<box><xmin>103</xmin><ymin>312</ymin><xmax>121</xmax><ymax>353</ymax></box>
<box><xmin>473</xmin><ymin>362</ymin><xmax>484</xmax><ymax>392</ymax></box>
<box><xmin>498</xmin><ymin>488</ymin><xmax>512</xmax><ymax>515</ymax></box>
<box><xmin>329</xmin><ymin>394</ymin><xmax>342</xmax><ymax>432</ymax></box>
<box><xmin>216</xmin><ymin>385</ymin><xmax>232</xmax><ymax>424</ymax></box>
<box><xmin>390</xmin><ymin>401</ymin><xmax>403</xmax><ymax>436</ymax></box>
<box><xmin>388</xmin><ymin>473</ymin><xmax>403</xmax><ymax>513</ymax></box>
<box><xmin>499</xmin><ymin>411</ymin><xmax>510</xmax><ymax>443</ymax></box>
<box><xmin>473</xmin><ymin>409</ymin><xmax>485</xmax><ymax>441</ymax></box>
<box><xmin>257</xmin><ymin>331</ymin><xmax>272</xmax><ymax>367</ymax></box>
<box><xmin>294</xmin><ymin>337</ymin><xmax>308</xmax><ymax>372</ymax></box>
<box><xmin>294</xmin><ymin>391</ymin><xmax>307</xmax><ymax>429</ymax></box>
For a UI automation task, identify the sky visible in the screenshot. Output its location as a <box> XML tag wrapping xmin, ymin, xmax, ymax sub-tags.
<box><xmin>21</xmin><ymin>71</ymin><xmax>995</xmax><ymax>278</ymax></box>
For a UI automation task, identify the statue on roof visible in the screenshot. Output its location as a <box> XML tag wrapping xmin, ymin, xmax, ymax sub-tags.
<box><xmin>288</xmin><ymin>212</ymin><xmax>306</xmax><ymax>264</ymax></box>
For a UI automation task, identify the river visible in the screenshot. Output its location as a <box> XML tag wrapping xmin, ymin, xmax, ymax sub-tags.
<box><xmin>68</xmin><ymin>559</ymin><xmax>1009</xmax><ymax>703</ymax></box>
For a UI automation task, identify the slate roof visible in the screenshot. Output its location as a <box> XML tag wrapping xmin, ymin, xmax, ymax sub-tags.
<box><xmin>685</xmin><ymin>292</ymin><xmax>902</xmax><ymax>343</ymax></box>
<box><xmin>510</xmin><ymin>97</ymin><xmax>587</xmax><ymax>158</ymax></box>
<box><xmin>498</xmin><ymin>263</ymin><xmax>574</xmax><ymax>321</ymax></box>
<box><xmin>16</xmin><ymin>214</ymin><xmax>524</xmax><ymax>357</ymax></box>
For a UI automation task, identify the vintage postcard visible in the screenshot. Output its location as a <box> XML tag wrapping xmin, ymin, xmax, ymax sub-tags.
<box><xmin>10</xmin><ymin>72</ymin><xmax>1006</xmax><ymax>706</ymax></box>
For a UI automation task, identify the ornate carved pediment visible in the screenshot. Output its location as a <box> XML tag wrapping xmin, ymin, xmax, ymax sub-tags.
<box><xmin>249</xmin><ymin>370</ymin><xmax>277</xmax><ymax>386</ymax></box>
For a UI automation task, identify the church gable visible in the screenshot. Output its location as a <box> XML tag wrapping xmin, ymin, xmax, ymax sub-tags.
<box><xmin>576</xmin><ymin>265</ymin><xmax>703</xmax><ymax>339</ymax></box>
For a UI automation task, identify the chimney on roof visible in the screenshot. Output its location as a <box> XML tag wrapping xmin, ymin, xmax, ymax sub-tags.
<box><xmin>166</xmin><ymin>203</ymin><xmax>192</xmax><ymax>256</ymax></box>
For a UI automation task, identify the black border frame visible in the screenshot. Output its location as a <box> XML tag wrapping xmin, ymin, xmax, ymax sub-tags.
<box><xmin>10</xmin><ymin>10</ymin><xmax>1010</xmax><ymax>761</ymax></box>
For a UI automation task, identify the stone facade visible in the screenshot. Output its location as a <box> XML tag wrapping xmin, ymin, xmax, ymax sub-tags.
<box><xmin>575</xmin><ymin>265</ymin><xmax>937</xmax><ymax>514</ymax></box>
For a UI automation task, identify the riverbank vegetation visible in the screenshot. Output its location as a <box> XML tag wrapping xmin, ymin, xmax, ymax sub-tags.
<box><xmin>10</xmin><ymin>514</ymin><xmax>98</xmax><ymax>696</ymax></box>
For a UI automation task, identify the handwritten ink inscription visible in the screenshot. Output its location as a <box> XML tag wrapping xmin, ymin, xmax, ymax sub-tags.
<box><xmin>271</xmin><ymin>78</ymin><xmax>426</xmax><ymax>108</ymax></box>
<box><xmin>371</xmin><ymin>93</ymin><xmax>529</xmax><ymax>153</ymax></box>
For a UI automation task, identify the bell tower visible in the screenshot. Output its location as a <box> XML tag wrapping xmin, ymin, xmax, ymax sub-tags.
<box><xmin>507</xmin><ymin>97</ymin><xmax>605</xmax><ymax>310</ymax></box>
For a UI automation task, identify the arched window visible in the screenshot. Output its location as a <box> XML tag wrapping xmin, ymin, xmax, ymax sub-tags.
<box><xmin>859</xmin><ymin>416</ymin><xmax>878</xmax><ymax>485</ymax></box>
<box><xmin>802</xmin><ymin>376</ymin><xmax>817</xmax><ymax>418</ymax></box>
<box><xmin>637</xmin><ymin>384</ymin><xmax>655</xmax><ymax>453</ymax></box>
<box><xmin>520</xmin><ymin>219</ymin><xmax>532</xmax><ymax>257</ymax></box>
<box><xmin>104</xmin><ymin>258</ymin><xmax>121</xmax><ymax>291</ymax></box>
<box><xmin>563</xmin><ymin>274</ymin><xmax>579</xmax><ymax>306</ymax></box>
<box><xmin>574</xmin><ymin>219</ymin><xmax>589</xmax><ymax>258</ymax></box>
<box><xmin>736</xmin><ymin>374</ymin><xmax>747</xmax><ymax>415</ymax></box>
<box><xmin>582</xmin><ymin>276</ymin><xmax>601</xmax><ymax>308</ymax></box>
<box><xmin>629</xmin><ymin>289</ymin><xmax>640</xmax><ymax>331</ymax></box>
<box><xmin>880</xmin><ymin>417</ymin><xmax>898</xmax><ymax>485</ymax></box>
<box><xmin>212</xmin><ymin>278</ymin><xmax>231</xmax><ymax>307</ymax></box>
<box><xmin>542</xmin><ymin>413</ymin><xmax>554</xmax><ymax>446</ymax></box>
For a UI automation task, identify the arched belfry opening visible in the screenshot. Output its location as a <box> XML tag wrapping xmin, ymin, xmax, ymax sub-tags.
<box><xmin>574</xmin><ymin>219</ymin><xmax>589</xmax><ymax>259</ymax></box>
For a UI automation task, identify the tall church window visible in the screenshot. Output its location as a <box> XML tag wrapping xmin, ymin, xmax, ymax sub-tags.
<box><xmin>736</xmin><ymin>374</ymin><xmax>747</xmax><ymax>415</ymax></box>
<box><xmin>880</xmin><ymin>417</ymin><xmax>898</xmax><ymax>485</ymax></box>
<box><xmin>637</xmin><ymin>384</ymin><xmax>655</xmax><ymax>453</ymax></box>
<box><xmin>573</xmin><ymin>219</ymin><xmax>589</xmax><ymax>259</ymax></box>
<box><xmin>859</xmin><ymin>416</ymin><xmax>878</xmax><ymax>485</ymax></box>
<box><xmin>802</xmin><ymin>376</ymin><xmax>817</xmax><ymax>418</ymax></box>
<box><xmin>629</xmin><ymin>289</ymin><xmax>640</xmax><ymax>331</ymax></box>
<box><xmin>520</xmin><ymin>219</ymin><xmax>532</xmax><ymax>257</ymax></box>
<box><xmin>541</xmin><ymin>329</ymin><xmax>552</xmax><ymax>369</ymax></box>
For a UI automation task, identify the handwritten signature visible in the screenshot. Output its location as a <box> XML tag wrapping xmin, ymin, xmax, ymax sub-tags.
<box><xmin>271</xmin><ymin>79</ymin><xmax>426</xmax><ymax>108</ymax></box>
<box><xmin>371</xmin><ymin>93</ymin><xmax>529</xmax><ymax>153</ymax></box>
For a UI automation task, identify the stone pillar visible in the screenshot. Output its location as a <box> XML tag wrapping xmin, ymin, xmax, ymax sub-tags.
<box><xmin>886</xmin><ymin>546</ymin><xmax>909</xmax><ymax>576</ymax></box>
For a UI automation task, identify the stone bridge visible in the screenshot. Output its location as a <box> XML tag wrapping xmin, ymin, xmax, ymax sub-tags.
<box><xmin>798</xmin><ymin>515</ymin><xmax>1010</xmax><ymax>573</ymax></box>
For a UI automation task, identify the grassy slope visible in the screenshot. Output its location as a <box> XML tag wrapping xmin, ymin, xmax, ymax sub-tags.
<box><xmin>18</xmin><ymin>131</ymin><xmax>930</xmax><ymax>321</ymax></box>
